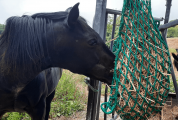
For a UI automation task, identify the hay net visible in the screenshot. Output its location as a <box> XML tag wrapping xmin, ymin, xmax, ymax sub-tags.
<box><xmin>101</xmin><ymin>0</ymin><xmax>171</xmax><ymax>119</ymax></box>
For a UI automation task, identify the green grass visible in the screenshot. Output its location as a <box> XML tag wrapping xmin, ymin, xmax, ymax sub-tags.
<box><xmin>49</xmin><ymin>70</ymin><xmax>87</xmax><ymax>118</ymax></box>
<box><xmin>2</xmin><ymin>70</ymin><xmax>87</xmax><ymax>120</ymax></box>
<box><xmin>0</xmin><ymin>24</ymin><xmax>5</xmax><ymax>34</ymax></box>
<box><xmin>1</xmin><ymin>113</ymin><xmax>30</xmax><ymax>120</ymax></box>
<box><xmin>169</xmin><ymin>48</ymin><xmax>177</xmax><ymax>53</ymax></box>
<box><xmin>101</xmin><ymin>83</ymin><xmax>111</xmax><ymax>96</ymax></box>
<box><xmin>169</xmin><ymin>48</ymin><xmax>178</xmax><ymax>93</ymax></box>
<box><xmin>169</xmin><ymin>77</ymin><xmax>178</xmax><ymax>93</ymax></box>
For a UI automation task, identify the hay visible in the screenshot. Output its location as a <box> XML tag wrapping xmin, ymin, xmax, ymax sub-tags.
<box><xmin>101</xmin><ymin>1</ymin><xmax>171</xmax><ymax>119</ymax></box>
<box><xmin>148</xmin><ymin>105</ymin><xmax>178</xmax><ymax>120</ymax></box>
<box><xmin>111</xmin><ymin>7</ymin><xmax>170</xmax><ymax>120</ymax></box>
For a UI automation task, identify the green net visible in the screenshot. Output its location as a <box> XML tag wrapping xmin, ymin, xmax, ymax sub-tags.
<box><xmin>101</xmin><ymin>0</ymin><xmax>171</xmax><ymax>119</ymax></box>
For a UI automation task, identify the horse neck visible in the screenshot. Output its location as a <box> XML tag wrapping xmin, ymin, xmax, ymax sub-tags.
<box><xmin>0</xmin><ymin>55</ymin><xmax>52</xmax><ymax>89</ymax></box>
<box><xmin>25</xmin><ymin>56</ymin><xmax>52</xmax><ymax>79</ymax></box>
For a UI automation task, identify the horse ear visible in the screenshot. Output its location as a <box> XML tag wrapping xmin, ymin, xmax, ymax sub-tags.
<box><xmin>67</xmin><ymin>3</ymin><xmax>80</xmax><ymax>27</ymax></box>
<box><xmin>172</xmin><ymin>53</ymin><xmax>178</xmax><ymax>60</ymax></box>
<box><xmin>65</xmin><ymin>7</ymin><xmax>72</xmax><ymax>13</ymax></box>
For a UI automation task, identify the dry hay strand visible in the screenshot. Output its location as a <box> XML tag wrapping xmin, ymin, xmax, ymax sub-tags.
<box><xmin>148</xmin><ymin>105</ymin><xmax>178</xmax><ymax>120</ymax></box>
<box><xmin>112</xmin><ymin>7</ymin><xmax>170</xmax><ymax>120</ymax></box>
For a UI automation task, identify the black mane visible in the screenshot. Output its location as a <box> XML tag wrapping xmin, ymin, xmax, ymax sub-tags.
<box><xmin>0</xmin><ymin>11</ymin><xmax>87</xmax><ymax>78</ymax></box>
<box><xmin>0</xmin><ymin>12</ymin><xmax>71</xmax><ymax>78</ymax></box>
<box><xmin>31</xmin><ymin>11</ymin><xmax>68</xmax><ymax>20</ymax></box>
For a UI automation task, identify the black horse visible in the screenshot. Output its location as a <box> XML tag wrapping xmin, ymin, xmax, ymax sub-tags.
<box><xmin>172</xmin><ymin>53</ymin><xmax>178</xmax><ymax>71</ymax></box>
<box><xmin>0</xmin><ymin>3</ymin><xmax>115</xmax><ymax>120</ymax></box>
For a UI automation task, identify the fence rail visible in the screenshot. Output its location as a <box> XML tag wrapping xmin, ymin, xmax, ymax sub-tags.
<box><xmin>159</xmin><ymin>19</ymin><xmax>178</xmax><ymax>31</ymax></box>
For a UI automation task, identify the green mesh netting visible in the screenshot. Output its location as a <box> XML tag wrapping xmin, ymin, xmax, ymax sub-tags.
<box><xmin>101</xmin><ymin>0</ymin><xmax>171</xmax><ymax>119</ymax></box>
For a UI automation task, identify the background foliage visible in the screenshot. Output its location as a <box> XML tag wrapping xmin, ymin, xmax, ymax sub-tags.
<box><xmin>0</xmin><ymin>24</ymin><xmax>5</xmax><ymax>34</ymax></box>
<box><xmin>166</xmin><ymin>20</ymin><xmax>178</xmax><ymax>38</ymax></box>
<box><xmin>105</xmin><ymin>15</ymin><xmax>121</xmax><ymax>47</ymax></box>
<box><xmin>167</xmin><ymin>25</ymin><xmax>178</xmax><ymax>38</ymax></box>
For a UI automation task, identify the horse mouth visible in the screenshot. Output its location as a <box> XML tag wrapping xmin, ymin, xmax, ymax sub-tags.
<box><xmin>89</xmin><ymin>64</ymin><xmax>114</xmax><ymax>85</ymax></box>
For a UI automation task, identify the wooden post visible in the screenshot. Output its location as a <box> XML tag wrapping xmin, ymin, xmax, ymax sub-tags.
<box><xmin>160</xmin><ymin>0</ymin><xmax>178</xmax><ymax>100</ymax></box>
<box><xmin>86</xmin><ymin>0</ymin><xmax>107</xmax><ymax>120</ymax></box>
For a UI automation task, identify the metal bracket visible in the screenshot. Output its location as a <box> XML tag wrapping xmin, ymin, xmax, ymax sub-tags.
<box><xmin>110</xmin><ymin>115</ymin><xmax>119</xmax><ymax>120</ymax></box>
<box><xmin>84</xmin><ymin>77</ymin><xmax>99</xmax><ymax>92</ymax></box>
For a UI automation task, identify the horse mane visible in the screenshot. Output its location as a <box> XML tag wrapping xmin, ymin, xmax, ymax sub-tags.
<box><xmin>0</xmin><ymin>11</ymin><xmax>87</xmax><ymax>79</ymax></box>
<box><xmin>0</xmin><ymin>12</ymin><xmax>71</xmax><ymax>78</ymax></box>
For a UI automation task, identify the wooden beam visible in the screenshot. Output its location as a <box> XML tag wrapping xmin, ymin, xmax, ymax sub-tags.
<box><xmin>159</xmin><ymin>19</ymin><xmax>178</xmax><ymax>31</ymax></box>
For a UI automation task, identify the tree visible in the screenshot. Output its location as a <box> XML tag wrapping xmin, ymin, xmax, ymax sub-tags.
<box><xmin>167</xmin><ymin>20</ymin><xmax>178</xmax><ymax>38</ymax></box>
<box><xmin>0</xmin><ymin>24</ymin><xmax>5</xmax><ymax>34</ymax></box>
<box><xmin>167</xmin><ymin>27</ymin><xmax>178</xmax><ymax>38</ymax></box>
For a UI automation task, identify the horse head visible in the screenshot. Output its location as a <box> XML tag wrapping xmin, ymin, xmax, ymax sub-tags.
<box><xmin>48</xmin><ymin>3</ymin><xmax>115</xmax><ymax>85</ymax></box>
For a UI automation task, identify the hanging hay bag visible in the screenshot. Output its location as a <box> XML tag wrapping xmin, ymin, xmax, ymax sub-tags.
<box><xmin>101</xmin><ymin>0</ymin><xmax>171</xmax><ymax>120</ymax></box>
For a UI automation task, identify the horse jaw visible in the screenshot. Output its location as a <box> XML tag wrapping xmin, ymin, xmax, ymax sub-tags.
<box><xmin>89</xmin><ymin>64</ymin><xmax>113</xmax><ymax>85</ymax></box>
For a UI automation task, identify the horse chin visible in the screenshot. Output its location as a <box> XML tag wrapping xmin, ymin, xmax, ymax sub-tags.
<box><xmin>89</xmin><ymin>64</ymin><xmax>113</xmax><ymax>86</ymax></box>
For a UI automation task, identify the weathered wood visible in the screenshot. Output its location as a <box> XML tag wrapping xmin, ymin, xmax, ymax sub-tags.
<box><xmin>106</xmin><ymin>9</ymin><xmax>122</xmax><ymax>15</ymax></box>
<box><xmin>159</xmin><ymin>19</ymin><xmax>178</xmax><ymax>31</ymax></box>
<box><xmin>154</xmin><ymin>17</ymin><xmax>164</xmax><ymax>21</ymax></box>
<box><xmin>86</xmin><ymin>78</ymin><xmax>98</xmax><ymax>120</ymax></box>
<box><xmin>110</xmin><ymin>14</ymin><xmax>117</xmax><ymax>51</ymax></box>
<box><xmin>103</xmin><ymin>13</ymin><xmax>108</xmax><ymax>42</ymax></box>
<box><xmin>161</xmin><ymin>30</ymin><xmax>178</xmax><ymax>100</ymax></box>
<box><xmin>103</xmin><ymin>13</ymin><xmax>108</xmax><ymax>120</ymax></box>
<box><xmin>164</xmin><ymin>0</ymin><xmax>172</xmax><ymax>24</ymax></box>
<box><xmin>160</xmin><ymin>0</ymin><xmax>178</xmax><ymax>100</ymax></box>
<box><xmin>96</xmin><ymin>82</ymin><xmax>102</xmax><ymax>120</ymax></box>
<box><xmin>93</xmin><ymin>0</ymin><xmax>107</xmax><ymax>39</ymax></box>
<box><xmin>104</xmin><ymin>85</ymin><xmax>108</xmax><ymax>120</ymax></box>
<box><xmin>86</xmin><ymin>0</ymin><xmax>107</xmax><ymax>120</ymax></box>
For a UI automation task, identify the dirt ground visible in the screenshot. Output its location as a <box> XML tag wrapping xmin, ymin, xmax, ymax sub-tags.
<box><xmin>167</xmin><ymin>38</ymin><xmax>178</xmax><ymax>50</ymax></box>
<box><xmin>55</xmin><ymin>38</ymin><xmax>178</xmax><ymax>120</ymax></box>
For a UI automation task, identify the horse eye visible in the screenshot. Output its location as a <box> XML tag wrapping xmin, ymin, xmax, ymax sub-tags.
<box><xmin>88</xmin><ymin>39</ymin><xmax>97</xmax><ymax>46</ymax></box>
